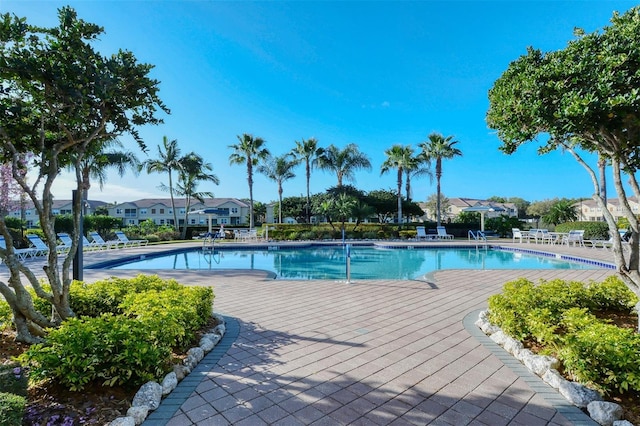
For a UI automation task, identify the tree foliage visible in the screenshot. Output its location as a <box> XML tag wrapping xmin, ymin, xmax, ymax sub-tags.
<box><xmin>487</xmin><ymin>6</ymin><xmax>640</xmax><ymax>296</ymax></box>
<box><xmin>0</xmin><ymin>7</ymin><xmax>167</xmax><ymax>342</ymax></box>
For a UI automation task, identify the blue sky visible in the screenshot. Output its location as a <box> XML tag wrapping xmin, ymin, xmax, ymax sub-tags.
<box><xmin>2</xmin><ymin>1</ymin><xmax>637</xmax><ymax>204</ymax></box>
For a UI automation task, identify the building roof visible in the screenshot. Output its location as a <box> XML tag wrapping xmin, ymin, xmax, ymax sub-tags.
<box><xmin>112</xmin><ymin>198</ymin><xmax>249</xmax><ymax>209</ymax></box>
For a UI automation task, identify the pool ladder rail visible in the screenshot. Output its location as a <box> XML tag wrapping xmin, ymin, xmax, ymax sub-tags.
<box><xmin>468</xmin><ymin>230</ymin><xmax>489</xmax><ymax>247</ymax></box>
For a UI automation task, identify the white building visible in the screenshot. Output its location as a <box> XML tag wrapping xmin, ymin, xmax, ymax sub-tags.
<box><xmin>107</xmin><ymin>198</ymin><xmax>250</xmax><ymax>227</ymax></box>
<box><xmin>6</xmin><ymin>199</ymin><xmax>108</xmax><ymax>228</ymax></box>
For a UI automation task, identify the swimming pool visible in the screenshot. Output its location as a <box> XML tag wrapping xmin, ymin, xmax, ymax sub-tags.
<box><xmin>104</xmin><ymin>245</ymin><xmax>610</xmax><ymax>280</ymax></box>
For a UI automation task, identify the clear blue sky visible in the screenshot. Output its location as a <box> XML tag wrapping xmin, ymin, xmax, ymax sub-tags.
<box><xmin>3</xmin><ymin>1</ymin><xmax>637</xmax><ymax>204</ymax></box>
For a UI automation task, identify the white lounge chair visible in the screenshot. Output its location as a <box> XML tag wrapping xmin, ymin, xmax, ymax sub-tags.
<box><xmin>115</xmin><ymin>230</ymin><xmax>148</xmax><ymax>247</ymax></box>
<box><xmin>436</xmin><ymin>226</ymin><xmax>453</xmax><ymax>240</ymax></box>
<box><xmin>27</xmin><ymin>234</ymin><xmax>69</xmax><ymax>255</ymax></box>
<box><xmin>89</xmin><ymin>231</ymin><xmax>122</xmax><ymax>249</ymax></box>
<box><xmin>0</xmin><ymin>236</ymin><xmax>37</xmax><ymax>260</ymax></box>
<box><xmin>58</xmin><ymin>233</ymin><xmax>97</xmax><ymax>251</ymax></box>
<box><xmin>416</xmin><ymin>226</ymin><xmax>428</xmax><ymax>241</ymax></box>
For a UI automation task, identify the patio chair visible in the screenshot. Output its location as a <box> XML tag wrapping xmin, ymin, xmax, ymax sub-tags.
<box><xmin>436</xmin><ymin>226</ymin><xmax>454</xmax><ymax>240</ymax></box>
<box><xmin>89</xmin><ymin>231</ymin><xmax>122</xmax><ymax>250</ymax></box>
<box><xmin>0</xmin><ymin>236</ymin><xmax>37</xmax><ymax>260</ymax></box>
<box><xmin>512</xmin><ymin>228</ymin><xmax>524</xmax><ymax>243</ymax></box>
<box><xmin>27</xmin><ymin>234</ymin><xmax>69</xmax><ymax>255</ymax></box>
<box><xmin>58</xmin><ymin>232</ymin><xmax>97</xmax><ymax>252</ymax></box>
<box><xmin>115</xmin><ymin>230</ymin><xmax>148</xmax><ymax>247</ymax></box>
<box><xmin>416</xmin><ymin>226</ymin><xmax>428</xmax><ymax>241</ymax></box>
<box><xmin>562</xmin><ymin>230</ymin><xmax>585</xmax><ymax>247</ymax></box>
<box><xmin>83</xmin><ymin>235</ymin><xmax>105</xmax><ymax>251</ymax></box>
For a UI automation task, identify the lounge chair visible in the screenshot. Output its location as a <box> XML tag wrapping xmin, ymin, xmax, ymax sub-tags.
<box><xmin>89</xmin><ymin>231</ymin><xmax>122</xmax><ymax>249</ymax></box>
<box><xmin>436</xmin><ymin>226</ymin><xmax>454</xmax><ymax>240</ymax></box>
<box><xmin>416</xmin><ymin>226</ymin><xmax>428</xmax><ymax>241</ymax></box>
<box><xmin>114</xmin><ymin>230</ymin><xmax>148</xmax><ymax>247</ymax></box>
<box><xmin>27</xmin><ymin>234</ymin><xmax>69</xmax><ymax>255</ymax></box>
<box><xmin>58</xmin><ymin>232</ymin><xmax>98</xmax><ymax>252</ymax></box>
<box><xmin>0</xmin><ymin>237</ymin><xmax>37</xmax><ymax>260</ymax></box>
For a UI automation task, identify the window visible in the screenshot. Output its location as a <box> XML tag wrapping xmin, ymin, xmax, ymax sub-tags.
<box><xmin>140</xmin><ymin>209</ymin><xmax>147</xmax><ymax>215</ymax></box>
<box><xmin>179</xmin><ymin>209</ymin><xmax>185</xmax><ymax>214</ymax></box>
<box><xmin>190</xmin><ymin>219</ymin><xmax>196</xmax><ymax>224</ymax></box>
<box><xmin>169</xmin><ymin>209</ymin><xmax>173</xmax><ymax>214</ymax></box>
<box><xmin>160</xmin><ymin>209</ymin><xmax>165</xmax><ymax>214</ymax></box>
<box><xmin>124</xmin><ymin>209</ymin><xmax>137</xmax><ymax>218</ymax></box>
<box><xmin>151</xmin><ymin>209</ymin><xmax>156</xmax><ymax>214</ymax></box>
<box><xmin>116</xmin><ymin>208</ymin><xmax>123</xmax><ymax>215</ymax></box>
<box><xmin>221</xmin><ymin>218</ymin><xmax>228</xmax><ymax>224</ymax></box>
<box><xmin>231</xmin><ymin>207</ymin><xmax>238</xmax><ymax>214</ymax></box>
<box><xmin>159</xmin><ymin>219</ymin><xmax>165</xmax><ymax>225</ymax></box>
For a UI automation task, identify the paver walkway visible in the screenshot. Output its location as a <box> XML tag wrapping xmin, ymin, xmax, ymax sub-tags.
<box><xmin>2</xmin><ymin>240</ymin><xmax>619</xmax><ymax>425</ymax></box>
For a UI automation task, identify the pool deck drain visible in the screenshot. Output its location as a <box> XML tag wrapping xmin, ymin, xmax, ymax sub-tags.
<box><xmin>1</xmin><ymin>240</ymin><xmax>617</xmax><ymax>425</ymax></box>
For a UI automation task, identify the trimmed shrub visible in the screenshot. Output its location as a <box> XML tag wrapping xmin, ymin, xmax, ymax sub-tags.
<box><xmin>0</xmin><ymin>392</ymin><xmax>26</xmax><ymax>426</ymax></box>
<box><xmin>21</xmin><ymin>314</ymin><xmax>170</xmax><ymax>390</ymax></box>
<box><xmin>488</xmin><ymin>276</ymin><xmax>640</xmax><ymax>395</ymax></box>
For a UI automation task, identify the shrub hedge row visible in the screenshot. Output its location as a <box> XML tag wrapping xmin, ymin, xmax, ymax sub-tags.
<box><xmin>15</xmin><ymin>275</ymin><xmax>213</xmax><ymax>391</ymax></box>
<box><xmin>488</xmin><ymin>276</ymin><xmax>639</xmax><ymax>394</ymax></box>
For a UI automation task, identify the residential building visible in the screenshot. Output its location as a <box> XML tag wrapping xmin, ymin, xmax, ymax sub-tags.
<box><xmin>6</xmin><ymin>199</ymin><xmax>108</xmax><ymax>228</ymax></box>
<box><xmin>575</xmin><ymin>197</ymin><xmax>640</xmax><ymax>222</ymax></box>
<box><xmin>419</xmin><ymin>198</ymin><xmax>518</xmax><ymax>222</ymax></box>
<box><xmin>107</xmin><ymin>198</ymin><xmax>250</xmax><ymax>226</ymax></box>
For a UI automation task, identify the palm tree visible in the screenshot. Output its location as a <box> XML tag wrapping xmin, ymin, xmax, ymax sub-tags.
<box><xmin>380</xmin><ymin>144</ymin><xmax>413</xmax><ymax>224</ymax></box>
<box><xmin>175</xmin><ymin>152</ymin><xmax>219</xmax><ymax>239</ymax></box>
<box><xmin>316</xmin><ymin>143</ymin><xmax>371</xmax><ymax>188</ymax></box>
<box><xmin>419</xmin><ymin>133</ymin><xmax>462</xmax><ymax>226</ymax></box>
<box><xmin>404</xmin><ymin>149</ymin><xmax>432</xmax><ymax>203</ymax></box>
<box><xmin>258</xmin><ymin>154</ymin><xmax>297</xmax><ymax>224</ymax></box>
<box><xmin>228</xmin><ymin>134</ymin><xmax>270</xmax><ymax>229</ymax></box>
<box><xmin>68</xmin><ymin>138</ymin><xmax>140</xmax><ymax>210</ymax></box>
<box><xmin>291</xmin><ymin>137</ymin><xmax>322</xmax><ymax>223</ymax></box>
<box><xmin>141</xmin><ymin>136</ymin><xmax>182</xmax><ymax>229</ymax></box>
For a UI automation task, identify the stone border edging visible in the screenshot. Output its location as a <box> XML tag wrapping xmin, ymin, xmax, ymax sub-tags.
<box><xmin>463</xmin><ymin>309</ymin><xmax>598</xmax><ymax>426</ymax></box>
<box><xmin>141</xmin><ymin>315</ymin><xmax>240</xmax><ymax>425</ymax></box>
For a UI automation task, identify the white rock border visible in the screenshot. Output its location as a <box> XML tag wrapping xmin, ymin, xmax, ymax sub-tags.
<box><xmin>475</xmin><ymin>310</ymin><xmax>629</xmax><ymax>426</ymax></box>
<box><xmin>109</xmin><ymin>312</ymin><xmax>227</xmax><ymax>426</ymax></box>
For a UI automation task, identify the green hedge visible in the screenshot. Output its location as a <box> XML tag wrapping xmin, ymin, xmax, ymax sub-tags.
<box><xmin>555</xmin><ymin>221</ymin><xmax>610</xmax><ymax>240</ymax></box>
<box><xmin>17</xmin><ymin>275</ymin><xmax>214</xmax><ymax>391</ymax></box>
<box><xmin>488</xmin><ymin>276</ymin><xmax>639</xmax><ymax>395</ymax></box>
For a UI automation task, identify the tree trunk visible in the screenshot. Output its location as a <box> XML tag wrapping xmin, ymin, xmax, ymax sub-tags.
<box><xmin>396</xmin><ymin>168</ymin><xmax>403</xmax><ymax>225</ymax></box>
<box><xmin>247</xmin><ymin>159</ymin><xmax>254</xmax><ymax>229</ymax></box>
<box><xmin>436</xmin><ymin>159</ymin><xmax>442</xmax><ymax>226</ymax></box>
<box><xmin>306</xmin><ymin>160</ymin><xmax>311</xmax><ymax>223</ymax></box>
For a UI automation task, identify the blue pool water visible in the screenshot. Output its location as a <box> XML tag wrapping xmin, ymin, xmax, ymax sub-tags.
<box><xmin>107</xmin><ymin>246</ymin><xmax>607</xmax><ymax>280</ymax></box>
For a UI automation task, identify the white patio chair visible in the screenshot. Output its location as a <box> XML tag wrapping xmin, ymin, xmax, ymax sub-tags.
<box><xmin>512</xmin><ymin>228</ymin><xmax>524</xmax><ymax>243</ymax></box>
<box><xmin>0</xmin><ymin>236</ymin><xmax>37</xmax><ymax>260</ymax></box>
<box><xmin>416</xmin><ymin>226</ymin><xmax>428</xmax><ymax>241</ymax></box>
<box><xmin>89</xmin><ymin>231</ymin><xmax>122</xmax><ymax>249</ymax></box>
<box><xmin>115</xmin><ymin>230</ymin><xmax>148</xmax><ymax>247</ymax></box>
<box><xmin>27</xmin><ymin>234</ymin><xmax>69</xmax><ymax>255</ymax></box>
<box><xmin>436</xmin><ymin>226</ymin><xmax>454</xmax><ymax>240</ymax></box>
<box><xmin>562</xmin><ymin>230</ymin><xmax>585</xmax><ymax>247</ymax></box>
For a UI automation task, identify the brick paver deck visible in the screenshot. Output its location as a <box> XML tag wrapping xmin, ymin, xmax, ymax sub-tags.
<box><xmin>2</xmin><ymin>240</ymin><xmax>618</xmax><ymax>425</ymax></box>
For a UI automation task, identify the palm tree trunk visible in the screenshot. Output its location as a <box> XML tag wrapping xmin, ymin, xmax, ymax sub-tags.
<box><xmin>397</xmin><ymin>169</ymin><xmax>403</xmax><ymax>225</ymax></box>
<box><xmin>436</xmin><ymin>159</ymin><xmax>442</xmax><ymax>226</ymax></box>
<box><xmin>306</xmin><ymin>161</ymin><xmax>311</xmax><ymax>223</ymax></box>
<box><xmin>168</xmin><ymin>171</ymin><xmax>178</xmax><ymax>230</ymax></box>
<box><xmin>278</xmin><ymin>183</ymin><xmax>283</xmax><ymax>224</ymax></box>
<box><xmin>247</xmin><ymin>160</ymin><xmax>254</xmax><ymax>229</ymax></box>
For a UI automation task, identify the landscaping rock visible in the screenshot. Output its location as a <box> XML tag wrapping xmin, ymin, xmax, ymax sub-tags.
<box><xmin>200</xmin><ymin>336</ymin><xmax>216</xmax><ymax>353</ymax></box>
<box><xmin>187</xmin><ymin>347</ymin><xmax>205</xmax><ymax>363</ymax></box>
<box><xmin>542</xmin><ymin>369</ymin><xmax>566</xmax><ymax>389</ymax></box>
<box><xmin>558</xmin><ymin>380</ymin><xmax>602</xmax><ymax>408</ymax></box>
<box><xmin>213</xmin><ymin>323</ymin><xmax>226</xmax><ymax>336</ymax></box>
<box><xmin>126</xmin><ymin>406</ymin><xmax>149</xmax><ymax>425</ymax></box>
<box><xmin>489</xmin><ymin>330</ymin><xmax>509</xmax><ymax>346</ymax></box>
<box><xmin>202</xmin><ymin>333</ymin><xmax>221</xmax><ymax>346</ymax></box>
<box><xmin>161</xmin><ymin>372</ymin><xmax>178</xmax><ymax>395</ymax></box>
<box><xmin>502</xmin><ymin>336</ymin><xmax>523</xmax><ymax>355</ymax></box>
<box><xmin>523</xmin><ymin>353</ymin><xmax>559</xmax><ymax>376</ymax></box>
<box><xmin>587</xmin><ymin>401</ymin><xmax>624</xmax><ymax>426</ymax></box>
<box><xmin>613</xmin><ymin>420</ymin><xmax>634</xmax><ymax>426</ymax></box>
<box><xmin>109</xmin><ymin>417</ymin><xmax>135</xmax><ymax>426</ymax></box>
<box><xmin>173</xmin><ymin>364</ymin><xmax>190</xmax><ymax>380</ymax></box>
<box><xmin>131</xmin><ymin>381</ymin><xmax>162</xmax><ymax>410</ymax></box>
